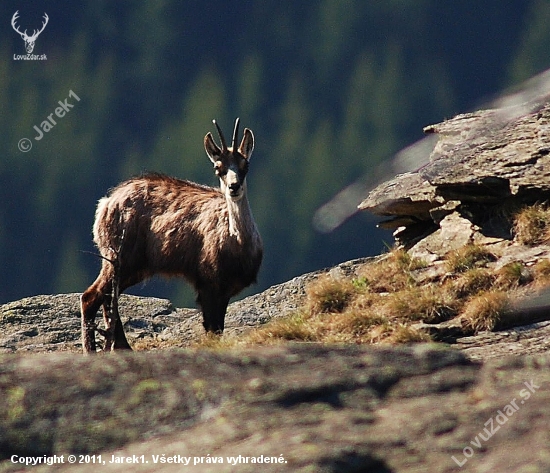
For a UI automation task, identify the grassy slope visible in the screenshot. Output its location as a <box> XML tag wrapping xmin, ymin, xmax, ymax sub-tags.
<box><xmin>193</xmin><ymin>204</ymin><xmax>550</xmax><ymax>350</ymax></box>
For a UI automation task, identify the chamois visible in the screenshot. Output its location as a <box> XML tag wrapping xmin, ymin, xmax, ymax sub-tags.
<box><xmin>80</xmin><ymin>118</ymin><xmax>263</xmax><ymax>353</ymax></box>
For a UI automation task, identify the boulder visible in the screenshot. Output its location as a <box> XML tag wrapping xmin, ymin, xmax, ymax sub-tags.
<box><xmin>359</xmin><ymin>102</ymin><xmax>550</xmax><ymax>253</ymax></box>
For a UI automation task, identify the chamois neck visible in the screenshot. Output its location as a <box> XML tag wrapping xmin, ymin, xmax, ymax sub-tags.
<box><xmin>225</xmin><ymin>187</ymin><xmax>258</xmax><ymax>244</ymax></box>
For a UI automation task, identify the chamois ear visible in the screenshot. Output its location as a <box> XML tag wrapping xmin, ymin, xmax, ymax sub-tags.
<box><xmin>204</xmin><ymin>132</ymin><xmax>221</xmax><ymax>163</ymax></box>
<box><xmin>239</xmin><ymin>128</ymin><xmax>254</xmax><ymax>160</ymax></box>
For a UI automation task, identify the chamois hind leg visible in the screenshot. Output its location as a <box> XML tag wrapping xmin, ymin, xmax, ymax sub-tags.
<box><xmin>99</xmin><ymin>267</ymin><xmax>134</xmax><ymax>351</ymax></box>
<box><xmin>81</xmin><ymin>276</ymin><xmax>111</xmax><ymax>354</ymax></box>
<box><xmin>81</xmin><ymin>259</ymin><xmax>132</xmax><ymax>354</ymax></box>
<box><xmin>197</xmin><ymin>287</ymin><xmax>230</xmax><ymax>334</ymax></box>
<box><xmin>101</xmin><ymin>294</ymin><xmax>132</xmax><ymax>351</ymax></box>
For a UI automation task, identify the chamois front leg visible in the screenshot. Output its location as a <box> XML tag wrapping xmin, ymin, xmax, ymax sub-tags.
<box><xmin>113</xmin><ymin>317</ymin><xmax>132</xmax><ymax>350</ymax></box>
<box><xmin>197</xmin><ymin>287</ymin><xmax>230</xmax><ymax>334</ymax></box>
<box><xmin>104</xmin><ymin>308</ymin><xmax>132</xmax><ymax>351</ymax></box>
<box><xmin>99</xmin><ymin>285</ymin><xmax>132</xmax><ymax>351</ymax></box>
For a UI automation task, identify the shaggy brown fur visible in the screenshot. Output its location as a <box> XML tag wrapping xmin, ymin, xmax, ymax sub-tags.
<box><xmin>81</xmin><ymin>119</ymin><xmax>262</xmax><ymax>353</ymax></box>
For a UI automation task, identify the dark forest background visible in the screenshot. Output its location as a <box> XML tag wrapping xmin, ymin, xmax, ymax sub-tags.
<box><xmin>1</xmin><ymin>0</ymin><xmax>549</xmax><ymax>306</ymax></box>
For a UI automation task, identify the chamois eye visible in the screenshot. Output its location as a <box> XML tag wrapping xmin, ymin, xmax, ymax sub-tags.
<box><xmin>214</xmin><ymin>162</ymin><xmax>227</xmax><ymax>176</ymax></box>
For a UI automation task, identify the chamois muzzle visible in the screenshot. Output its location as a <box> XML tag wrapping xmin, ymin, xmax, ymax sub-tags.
<box><xmin>229</xmin><ymin>181</ymin><xmax>242</xmax><ymax>197</ymax></box>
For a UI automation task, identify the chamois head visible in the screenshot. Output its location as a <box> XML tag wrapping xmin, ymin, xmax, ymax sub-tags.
<box><xmin>204</xmin><ymin>118</ymin><xmax>254</xmax><ymax>201</ymax></box>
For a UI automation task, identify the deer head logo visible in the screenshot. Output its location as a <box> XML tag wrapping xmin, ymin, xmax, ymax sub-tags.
<box><xmin>11</xmin><ymin>11</ymin><xmax>49</xmax><ymax>54</ymax></box>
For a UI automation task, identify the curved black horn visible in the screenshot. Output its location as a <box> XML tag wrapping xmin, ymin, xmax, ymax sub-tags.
<box><xmin>212</xmin><ymin>119</ymin><xmax>227</xmax><ymax>151</ymax></box>
<box><xmin>231</xmin><ymin>118</ymin><xmax>240</xmax><ymax>151</ymax></box>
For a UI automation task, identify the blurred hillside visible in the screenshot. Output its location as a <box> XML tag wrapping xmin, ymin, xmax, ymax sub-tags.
<box><xmin>1</xmin><ymin>0</ymin><xmax>549</xmax><ymax>306</ymax></box>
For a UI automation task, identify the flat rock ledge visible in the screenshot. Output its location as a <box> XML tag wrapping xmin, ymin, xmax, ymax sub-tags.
<box><xmin>1</xmin><ymin>344</ymin><xmax>550</xmax><ymax>473</ymax></box>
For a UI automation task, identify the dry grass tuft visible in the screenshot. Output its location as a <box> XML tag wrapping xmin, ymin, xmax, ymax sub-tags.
<box><xmin>461</xmin><ymin>291</ymin><xmax>510</xmax><ymax>333</ymax></box>
<box><xmin>445</xmin><ymin>244</ymin><xmax>497</xmax><ymax>273</ymax></box>
<box><xmin>241</xmin><ymin>305</ymin><xmax>392</xmax><ymax>346</ymax></box>
<box><xmin>495</xmin><ymin>262</ymin><xmax>532</xmax><ymax>289</ymax></box>
<box><xmin>306</xmin><ymin>275</ymin><xmax>355</xmax><ymax>314</ymax></box>
<box><xmin>383</xmin><ymin>324</ymin><xmax>432</xmax><ymax>344</ymax></box>
<box><xmin>392</xmin><ymin>248</ymin><xmax>428</xmax><ymax>271</ymax></box>
<box><xmin>192</xmin><ymin>332</ymin><xmax>240</xmax><ymax>350</ymax></box>
<box><xmin>379</xmin><ymin>286</ymin><xmax>458</xmax><ymax>324</ymax></box>
<box><xmin>333</xmin><ymin>309</ymin><xmax>388</xmax><ymax>338</ymax></box>
<box><xmin>357</xmin><ymin>248</ymin><xmax>425</xmax><ymax>293</ymax></box>
<box><xmin>245</xmin><ymin>311</ymin><xmax>318</xmax><ymax>345</ymax></box>
<box><xmin>533</xmin><ymin>259</ymin><xmax>550</xmax><ymax>288</ymax></box>
<box><xmin>451</xmin><ymin>268</ymin><xmax>495</xmax><ymax>298</ymax></box>
<box><xmin>513</xmin><ymin>204</ymin><xmax>550</xmax><ymax>246</ymax></box>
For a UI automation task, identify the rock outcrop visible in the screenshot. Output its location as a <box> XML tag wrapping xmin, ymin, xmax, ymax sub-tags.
<box><xmin>359</xmin><ymin>101</ymin><xmax>550</xmax><ymax>258</ymax></box>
